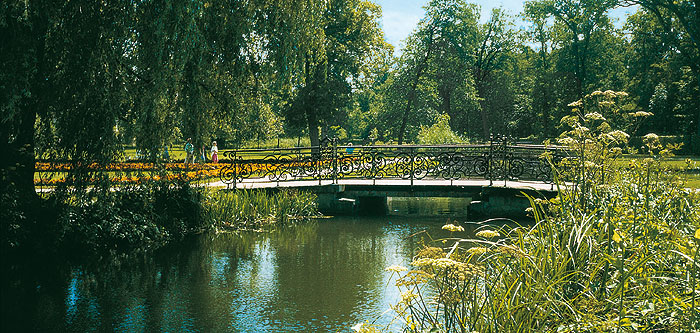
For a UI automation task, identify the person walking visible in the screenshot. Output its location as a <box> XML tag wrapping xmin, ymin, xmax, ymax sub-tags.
<box><xmin>184</xmin><ymin>138</ymin><xmax>194</xmax><ymax>164</ymax></box>
<box><xmin>162</xmin><ymin>145</ymin><xmax>170</xmax><ymax>160</ymax></box>
<box><xmin>199</xmin><ymin>145</ymin><xmax>207</xmax><ymax>164</ymax></box>
<box><xmin>211</xmin><ymin>141</ymin><xmax>219</xmax><ymax>163</ymax></box>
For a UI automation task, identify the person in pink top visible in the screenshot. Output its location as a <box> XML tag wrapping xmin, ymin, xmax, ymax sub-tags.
<box><xmin>210</xmin><ymin>141</ymin><xmax>218</xmax><ymax>163</ymax></box>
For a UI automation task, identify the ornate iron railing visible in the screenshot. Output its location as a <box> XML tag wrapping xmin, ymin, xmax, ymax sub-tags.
<box><xmin>219</xmin><ymin>136</ymin><xmax>568</xmax><ymax>188</ymax></box>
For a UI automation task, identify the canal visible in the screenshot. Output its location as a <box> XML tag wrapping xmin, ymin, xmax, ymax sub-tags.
<box><xmin>2</xmin><ymin>198</ymin><xmax>496</xmax><ymax>332</ymax></box>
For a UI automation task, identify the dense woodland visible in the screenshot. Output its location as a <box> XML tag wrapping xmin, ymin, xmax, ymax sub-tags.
<box><xmin>2</xmin><ymin>0</ymin><xmax>699</xmax><ymax>196</ymax></box>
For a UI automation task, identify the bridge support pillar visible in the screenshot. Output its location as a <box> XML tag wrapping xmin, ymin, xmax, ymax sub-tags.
<box><xmin>317</xmin><ymin>194</ymin><xmax>357</xmax><ymax>215</ymax></box>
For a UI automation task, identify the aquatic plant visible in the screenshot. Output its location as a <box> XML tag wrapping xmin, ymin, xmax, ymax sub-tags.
<box><xmin>378</xmin><ymin>91</ymin><xmax>700</xmax><ymax>332</ymax></box>
<box><xmin>204</xmin><ymin>189</ymin><xmax>320</xmax><ymax>230</ymax></box>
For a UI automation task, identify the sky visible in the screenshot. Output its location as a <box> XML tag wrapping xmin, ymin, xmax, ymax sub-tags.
<box><xmin>374</xmin><ymin>0</ymin><xmax>638</xmax><ymax>54</ymax></box>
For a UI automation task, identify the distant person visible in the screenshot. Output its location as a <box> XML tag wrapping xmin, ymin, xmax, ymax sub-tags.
<box><xmin>198</xmin><ymin>145</ymin><xmax>207</xmax><ymax>164</ymax></box>
<box><xmin>345</xmin><ymin>142</ymin><xmax>355</xmax><ymax>154</ymax></box>
<box><xmin>162</xmin><ymin>145</ymin><xmax>170</xmax><ymax>160</ymax></box>
<box><xmin>184</xmin><ymin>138</ymin><xmax>194</xmax><ymax>164</ymax></box>
<box><xmin>211</xmin><ymin>141</ymin><xmax>218</xmax><ymax>163</ymax></box>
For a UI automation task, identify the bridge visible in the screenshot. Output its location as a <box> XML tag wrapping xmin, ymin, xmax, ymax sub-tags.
<box><xmin>216</xmin><ymin>136</ymin><xmax>569</xmax><ymax>216</ymax></box>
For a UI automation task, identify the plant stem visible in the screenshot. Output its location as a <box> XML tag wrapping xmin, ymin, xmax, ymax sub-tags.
<box><xmin>617</xmin><ymin>246</ymin><xmax>626</xmax><ymax>333</ymax></box>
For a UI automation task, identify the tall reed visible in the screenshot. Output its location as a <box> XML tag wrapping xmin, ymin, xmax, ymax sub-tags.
<box><xmin>204</xmin><ymin>189</ymin><xmax>319</xmax><ymax>230</ymax></box>
<box><xmin>373</xmin><ymin>91</ymin><xmax>700</xmax><ymax>332</ymax></box>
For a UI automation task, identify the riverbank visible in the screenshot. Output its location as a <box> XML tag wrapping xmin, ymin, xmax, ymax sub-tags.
<box><xmin>375</xmin><ymin>156</ymin><xmax>700</xmax><ymax>332</ymax></box>
<box><xmin>1</xmin><ymin>181</ymin><xmax>320</xmax><ymax>258</ymax></box>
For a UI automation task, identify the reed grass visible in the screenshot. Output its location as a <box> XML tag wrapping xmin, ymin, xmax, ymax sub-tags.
<box><xmin>373</xmin><ymin>91</ymin><xmax>700</xmax><ymax>332</ymax></box>
<box><xmin>204</xmin><ymin>189</ymin><xmax>320</xmax><ymax>230</ymax></box>
<box><xmin>377</xmin><ymin>165</ymin><xmax>699</xmax><ymax>332</ymax></box>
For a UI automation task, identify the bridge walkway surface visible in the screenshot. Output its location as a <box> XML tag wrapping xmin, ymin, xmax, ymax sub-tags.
<box><xmin>206</xmin><ymin>178</ymin><xmax>560</xmax><ymax>192</ymax></box>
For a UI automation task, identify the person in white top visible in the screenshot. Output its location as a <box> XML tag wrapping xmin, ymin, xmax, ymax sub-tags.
<box><xmin>210</xmin><ymin>141</ymin><xmax>218</xmax><ymax>163</ymax></box>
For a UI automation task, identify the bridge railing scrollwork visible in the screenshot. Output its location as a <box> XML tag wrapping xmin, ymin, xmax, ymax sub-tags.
<box><xmin>219</xmin><ymin>136</ymin><xmax>568</xmax><ymax>188</ymax></box>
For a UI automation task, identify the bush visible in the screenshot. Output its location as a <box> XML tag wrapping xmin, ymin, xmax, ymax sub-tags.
<box><xmin>58</xmin><ymin>179</ymin><xmax>209</xmax><ymax>254</ymax></box>
<box><xmin>417</xmin><ymin>114</ymin><xmax>466</xmax><ymax>145</ymax></box>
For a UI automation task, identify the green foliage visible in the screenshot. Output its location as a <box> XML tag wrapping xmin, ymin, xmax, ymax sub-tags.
<box><xmin>284</xmin><ymin>0</ymin><xmax>391</xmax><ymax>146</ymax></box>
<box><xmin>625</xmin><ymin>7</ymin><xmax>700</xmax><ymax>148</ymax></box>
<box><xmin>1</xmin><ymin>183</ymin><xmax>29</xmax><ymax>250</ymax></box>
<box><xmin>2</xmin><ymin>0</ymin><xmax>699</xmax><ymax>266</ymax></box>
<box><xmin>204</xmin><ymin>189</ymin><xmax>319</xmax><ymax>230</ymax></box>
<box><xmin>380</xmin><ymin>89</ymin><xmax>700</xmax><ymax>332</ymax></box>
<box><xmin>417</xmin><ymin>114</ymin><xmax>466</xmax><ymax>145</ymax></box>
<box><xmin>377</xmin><ymin>0</ymin><xmax>485</xmax><ymax>143</ymax></box>
<box><xmin>58</xmin><ymin>180</ymin><xmax>208</xmax><ymax>254</ymax></box>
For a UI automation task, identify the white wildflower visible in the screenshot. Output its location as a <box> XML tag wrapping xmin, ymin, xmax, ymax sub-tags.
<box><xmin>385</xmin><ymin>265</ymin><xmax>408</xmax><ymax>273</ymax></box>
<box><xmin>476</xmin><ymin>230</ymin><xmax>500</xmax><ymax>238</ymax></box>
<box><xmin>351</xmin><ymin>322</ymin><xmax>364</xmax><ymax>332</ymax></box>
<box><xmin>442</xmin><ymin>223</ymin><xmax>465</xmax><ymax>232</ymax></box>
<box><xmin>584</xmin><ymin>112</ymin><xmax>606</xmax><ymax>121</ymax></box>
<box><xmin>630</xmin><ymin>111</ymin><xmax>653</xmax><ymax>117</ymax></box>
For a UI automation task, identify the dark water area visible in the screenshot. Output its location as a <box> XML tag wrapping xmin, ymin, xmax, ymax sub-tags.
<box><xmin>2</xmin><ymin>198</ymin><xmax>500</xmax><ymax>332</ymax></box>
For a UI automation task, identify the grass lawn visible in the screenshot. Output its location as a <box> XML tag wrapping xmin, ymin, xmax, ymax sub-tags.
<box><xmin>123</xmin><ymin>148</ymin><xmax>187</xmax><ymax>161</ymax></box>
<box><xmin>615</xmin><ymin>155</ymin><xmax>700</xmax><ymax>188</ymax></box>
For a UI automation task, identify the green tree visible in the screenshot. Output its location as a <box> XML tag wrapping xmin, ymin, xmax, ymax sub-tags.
<box><xmin>623</xmin><ymin>2</ymin><xmax>700</xmax><ymax>150</ymax></box>
<box><xmin>417</xmin><ymin>114</ymin><xmax>465</xmax><ymax>144</ymax></box>
<box><xmin>525</xmin><ymin>0</ymin><xmax>618</xmax><ymax>98</ymax></box>
<box><xmin>285</xmin><ymin>0</ymin><xmax>389</xmax><ymax>148</ymax></box>
<box><xmin>472</xmin><ymin>8</ymin><xmax>518</xmax><ymax>138</ymax></box>
<box><xmin>385</xmin><ymin>0</ymin><xmax>483</xmax><ymax>143</ymax></box>
<box><xmin>524</xmin><ymin>4</ymin><xmax>556</xmax><ymax>138</ymax></box>
<box><xmin>0</xmin><ymin>0</ymin><xmax>343</xmax><ymax>206</ymax></box>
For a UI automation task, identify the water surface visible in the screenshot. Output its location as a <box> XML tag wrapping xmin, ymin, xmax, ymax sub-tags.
<box><xmin>2</xmin><ymin>199</ymin><xmax>484</xmax><ymax>332</ymax></box>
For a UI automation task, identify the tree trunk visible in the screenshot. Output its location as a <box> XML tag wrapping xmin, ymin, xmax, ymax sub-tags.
<box><xmin>2</xmin><ymin>8</ymin><xmax>47</xmax><ymax>205</ymax></box>
<box><xmin>398</xmin><ymin>80</ymin><xmax>420</xmax><ymax>145</ymax></box>
<box><xmin>307</xmin><ymin>107</ymin><xmax>320</xmax><ymax>148</ymax></box>
<box><xmin>398</xmin><ymin>29</ymin><xmax>436</xmax><ymax>145</ymax></box>
<box><xmin>696</xmin><ymin>73</ymin><xmax>700</xmax><ymax>149</ymax></box>
<box><xmin>475</xmin><ymin>78</ymin><xmax>490</xmax><ymax>139</ymax></box>
<box><xmin>14</xmin><ymin>108</ymin><xmax>39</xmax><ymax>202</ymax></box>
<box><xmin>2</xmin><ymin>99</ymin><xmax>40</xmax><ymax>206</ymax></box>
<box><xmin>303</xmin><ymin>56</ymin><xmax>322</xmax><ymax>151</ymax></box>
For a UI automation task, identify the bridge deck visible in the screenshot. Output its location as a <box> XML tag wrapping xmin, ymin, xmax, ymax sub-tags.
<box><xmin>208</xmin><ymin>178</ymin><xmax>562</xmax><ymax>193</ymax></box>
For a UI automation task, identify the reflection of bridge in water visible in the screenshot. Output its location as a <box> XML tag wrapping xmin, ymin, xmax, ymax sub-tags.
<box><xmin>216</xmin><ymin>136</ymin><xmax>569</xmax><ymax>216</ymax></box>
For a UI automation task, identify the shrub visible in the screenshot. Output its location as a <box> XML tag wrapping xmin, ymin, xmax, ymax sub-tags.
<box><xmin>58</xmin><ymin>179</ymin><xmax>209</xmax><ymax>254</ymax></box>
<box><xmin>417</xmin><ymin>114</ymin><xmax>466</xmax><ymax>145</ymax></box>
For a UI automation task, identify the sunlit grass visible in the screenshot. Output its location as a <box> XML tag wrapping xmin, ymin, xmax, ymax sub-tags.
<box><xmin>373</xmin><ymin>92</ymin><xmax>700</xmax><ymax>332</ymax></box>
<box><xmin>204</xmin><ymin>189</ymin><xmax>320</xmax><ymax>230</ymax></box>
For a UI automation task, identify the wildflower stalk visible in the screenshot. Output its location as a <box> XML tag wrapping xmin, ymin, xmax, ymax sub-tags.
<box><xmin>379</xmin><ymin>90</ymin><xmax>698</xmax><ymax>331</ymax></box>
<box><xmin>617</xmin><ymin>245</ymin><xmax>626</xmax><ymax>333</ymax></box>
<box><xmin>693</xmin><ymin>233</ymin><xmax>699</xmax><ymax>327</ymax></box>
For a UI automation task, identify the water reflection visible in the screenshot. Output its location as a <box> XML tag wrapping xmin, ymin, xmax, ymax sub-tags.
<box><xmin>2</xmin><ymin>202</ymin><xmax>486</xmax><ymax>332</ymax></box>
<box><xmin>388</xmin><ymin>197</ymin><xmax>471</xmax><ymax>216</ymax></box>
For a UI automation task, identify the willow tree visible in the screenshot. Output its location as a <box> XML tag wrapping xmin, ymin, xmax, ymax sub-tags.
<box><xmin>2</xmin><ymin>1</ymin><xmax>134</xmax><ymax>202</ymax></box>
<box><xmin>0</xmin><ymin>0</ymin><xmax>331</xmax><ymax>208</ymax></box>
